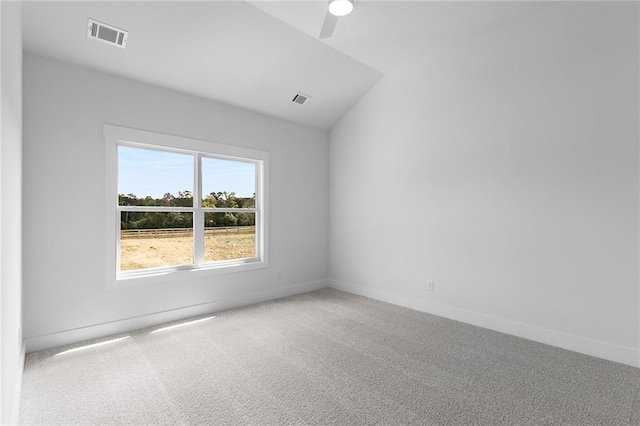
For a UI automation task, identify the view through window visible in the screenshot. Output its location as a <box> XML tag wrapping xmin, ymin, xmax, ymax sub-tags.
<box><xmin>118</xmin><ymin>144</ymin><xmax>260</xmax><ymax>273</ymax></box>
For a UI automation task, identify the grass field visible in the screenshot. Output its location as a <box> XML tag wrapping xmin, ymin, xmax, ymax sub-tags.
<box><xmin>120</xmin><ymin>234</ymin><xmax>255</xmax><ymax>270</ymax></box>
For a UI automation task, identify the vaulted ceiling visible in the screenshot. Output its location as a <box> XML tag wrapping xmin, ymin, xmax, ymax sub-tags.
<box><xmin>22</xmin><ymin>1</ymin><xmax>548</xmax><ymax>130</ymax></box>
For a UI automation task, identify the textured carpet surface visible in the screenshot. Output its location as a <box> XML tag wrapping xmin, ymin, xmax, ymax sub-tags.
<box><xmin>20</xmin><ymin>289</ymin><xmax>640</xmax><ymax>425</ymax></box>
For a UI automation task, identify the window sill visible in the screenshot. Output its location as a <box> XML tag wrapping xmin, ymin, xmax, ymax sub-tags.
<box><xmin>107</xmin><ymin>259</ymin><xmax>268</xmax><ymax>289</ymax></box>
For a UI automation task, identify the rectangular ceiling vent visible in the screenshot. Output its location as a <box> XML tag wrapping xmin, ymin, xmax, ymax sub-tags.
<box><xmin>87</xmin><ymin>19</ymin><xmax>128</xmax><ymax>49</ymax></box>
<box><xmin>292</xmin><ymin>93</ymin><xmax>312</xmax><ymax>105</ymax></box>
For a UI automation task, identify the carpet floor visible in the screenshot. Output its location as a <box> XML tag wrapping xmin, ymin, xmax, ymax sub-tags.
<box><xmin>19</xmin><ymin>288</ymin><xmax>640</xmax><ymax>425</ymax></box>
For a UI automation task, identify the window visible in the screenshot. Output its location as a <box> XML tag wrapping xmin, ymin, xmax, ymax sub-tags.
<box><xmin>105</xmin><ymin>125</ymin><xmax>269</xmax><ymax>287</ymax></box>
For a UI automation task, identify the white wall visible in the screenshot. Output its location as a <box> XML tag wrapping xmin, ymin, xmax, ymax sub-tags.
<box><xmin>22</xmin><ymin>53</ymin><xmax>329</xmax><ymax>350</ymax></box>
<box><xmin>329</xmin><ymin>2</ymin><xmax>640</xmax><ymax>366</ymax></box>
<box><xmin>1</xmin><ymin>1</ymin><xmax>24</xmax><ymax>423</ymax></box>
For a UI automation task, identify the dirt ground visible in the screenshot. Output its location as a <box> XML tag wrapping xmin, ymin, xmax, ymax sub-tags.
<box><xmin>120</xmin><ymin>234</ymin><xmax>256</xmax><ymax>270</ymax></box>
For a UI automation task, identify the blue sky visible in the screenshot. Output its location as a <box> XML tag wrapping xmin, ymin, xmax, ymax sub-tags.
<box><xmin>118</xmin><ymin>145</ymin><xmax>255</xmax><ymax>199</ymax></box>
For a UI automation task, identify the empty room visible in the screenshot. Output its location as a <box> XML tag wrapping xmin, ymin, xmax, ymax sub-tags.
<box><xmin>1</xmin><ymin>0</ymin><xmax>639</xmax><ymax>424</ymax></box>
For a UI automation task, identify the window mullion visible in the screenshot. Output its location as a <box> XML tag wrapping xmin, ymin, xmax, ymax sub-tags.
<box><xmin>117</xmin><ymin>206</ymin><xmax>194</xmax><ymax>212</ymax></box>
<box><xmin>193</xmin><ymin>153</ymin><xmax>204</xmax><ymax>265</ymax></box>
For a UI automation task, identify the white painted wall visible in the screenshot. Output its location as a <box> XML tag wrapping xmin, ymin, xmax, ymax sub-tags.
<box><xmin>22</xmin><ymin>53</ymin><xmax>329</xmax><ymax>350</ymax></box>
<box><xmin>1</xmin><ymin>2</ymin><xmax>24</xmax><ymax>423</ymax></box>
<box><xmin>329</xmin><ymin>2</ymin><xmax>640</xmax><ymax>366</ymax></box>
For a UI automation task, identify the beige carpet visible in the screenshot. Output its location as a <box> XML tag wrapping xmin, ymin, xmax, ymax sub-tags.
<box><xmin>20</xmin><ymin>289</ymin><xmax>640</xmax><ymax>425</ymax></box>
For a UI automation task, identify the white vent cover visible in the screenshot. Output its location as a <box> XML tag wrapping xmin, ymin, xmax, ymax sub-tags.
<box><xmin>87</xmin><ymin>19</ymin><xmax>128</xmax><ymax>48</ymax></box>
<box><xmin>292</xmin><ymin>93</ymin><xmax>312</xmax><ymax>105</ymax></box>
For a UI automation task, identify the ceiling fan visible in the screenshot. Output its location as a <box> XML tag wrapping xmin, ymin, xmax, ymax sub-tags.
<box><xmin>319</xmin><ymin>0</ymin><xmax>354</xmax><ymax>39</ymax></box>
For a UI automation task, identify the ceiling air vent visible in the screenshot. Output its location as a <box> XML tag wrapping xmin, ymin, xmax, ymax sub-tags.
<box><xmin>292</xmin><ymin>93</ymin><xmax>312</xmax><ymax>105</ymax></box>
<box><xmin>87</xmin><ymin>19</ymin><xmax>128</xmax><ymax>48</ymax></box>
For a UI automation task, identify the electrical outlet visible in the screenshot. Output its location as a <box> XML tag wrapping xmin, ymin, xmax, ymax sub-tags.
<box><xmin>276</xmin><ymin>269</ymin><xmax>282</xmax><ymax>280</ymax></box>
<box><xmin>427</xmin><ymin>280</ymin><xmax>435</xmax><ymax>291</ymax></box>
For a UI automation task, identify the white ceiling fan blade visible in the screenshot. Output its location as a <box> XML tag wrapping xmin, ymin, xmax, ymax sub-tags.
<box><xmin>319</xmin><ymin>11</ymin><xmax>338</xmax><ymax>39</ymax></box>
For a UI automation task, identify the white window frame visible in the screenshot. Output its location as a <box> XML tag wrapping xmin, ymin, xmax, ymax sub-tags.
<box><xmin>104</xmin><ymin>125</ymin><xmax>269</xmax><ymax>289</ymax></box>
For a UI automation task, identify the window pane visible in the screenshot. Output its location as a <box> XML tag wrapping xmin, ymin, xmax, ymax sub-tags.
<box><xmin>202</xmin><ymin>158</ymin><xmax>255</xmax><ymax>208</ymax></box>
<box><xmin>204</xmin><ymin>212</ymin><xmax>256</xmax><ymax>262</ymax></box>
<box><xmin>120</xmin><ymin>212</ymin><xmax>193</xmax><ymax>271</ymax></box>
<box><xmin>118</xmin><ymin>145</ymin><xmax>194</xmax><ymax>207</ymax></box>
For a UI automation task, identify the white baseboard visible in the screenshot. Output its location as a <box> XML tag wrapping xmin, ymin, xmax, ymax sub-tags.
<box><xmin>25</xmin><ymin>280</ymin><xmax>328</xmax><ymax>353</ymax></box>
<box><xmin>329</xmin><ymin>279</ymin><xmax>639</xmax><ymax>368</ymax></box>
